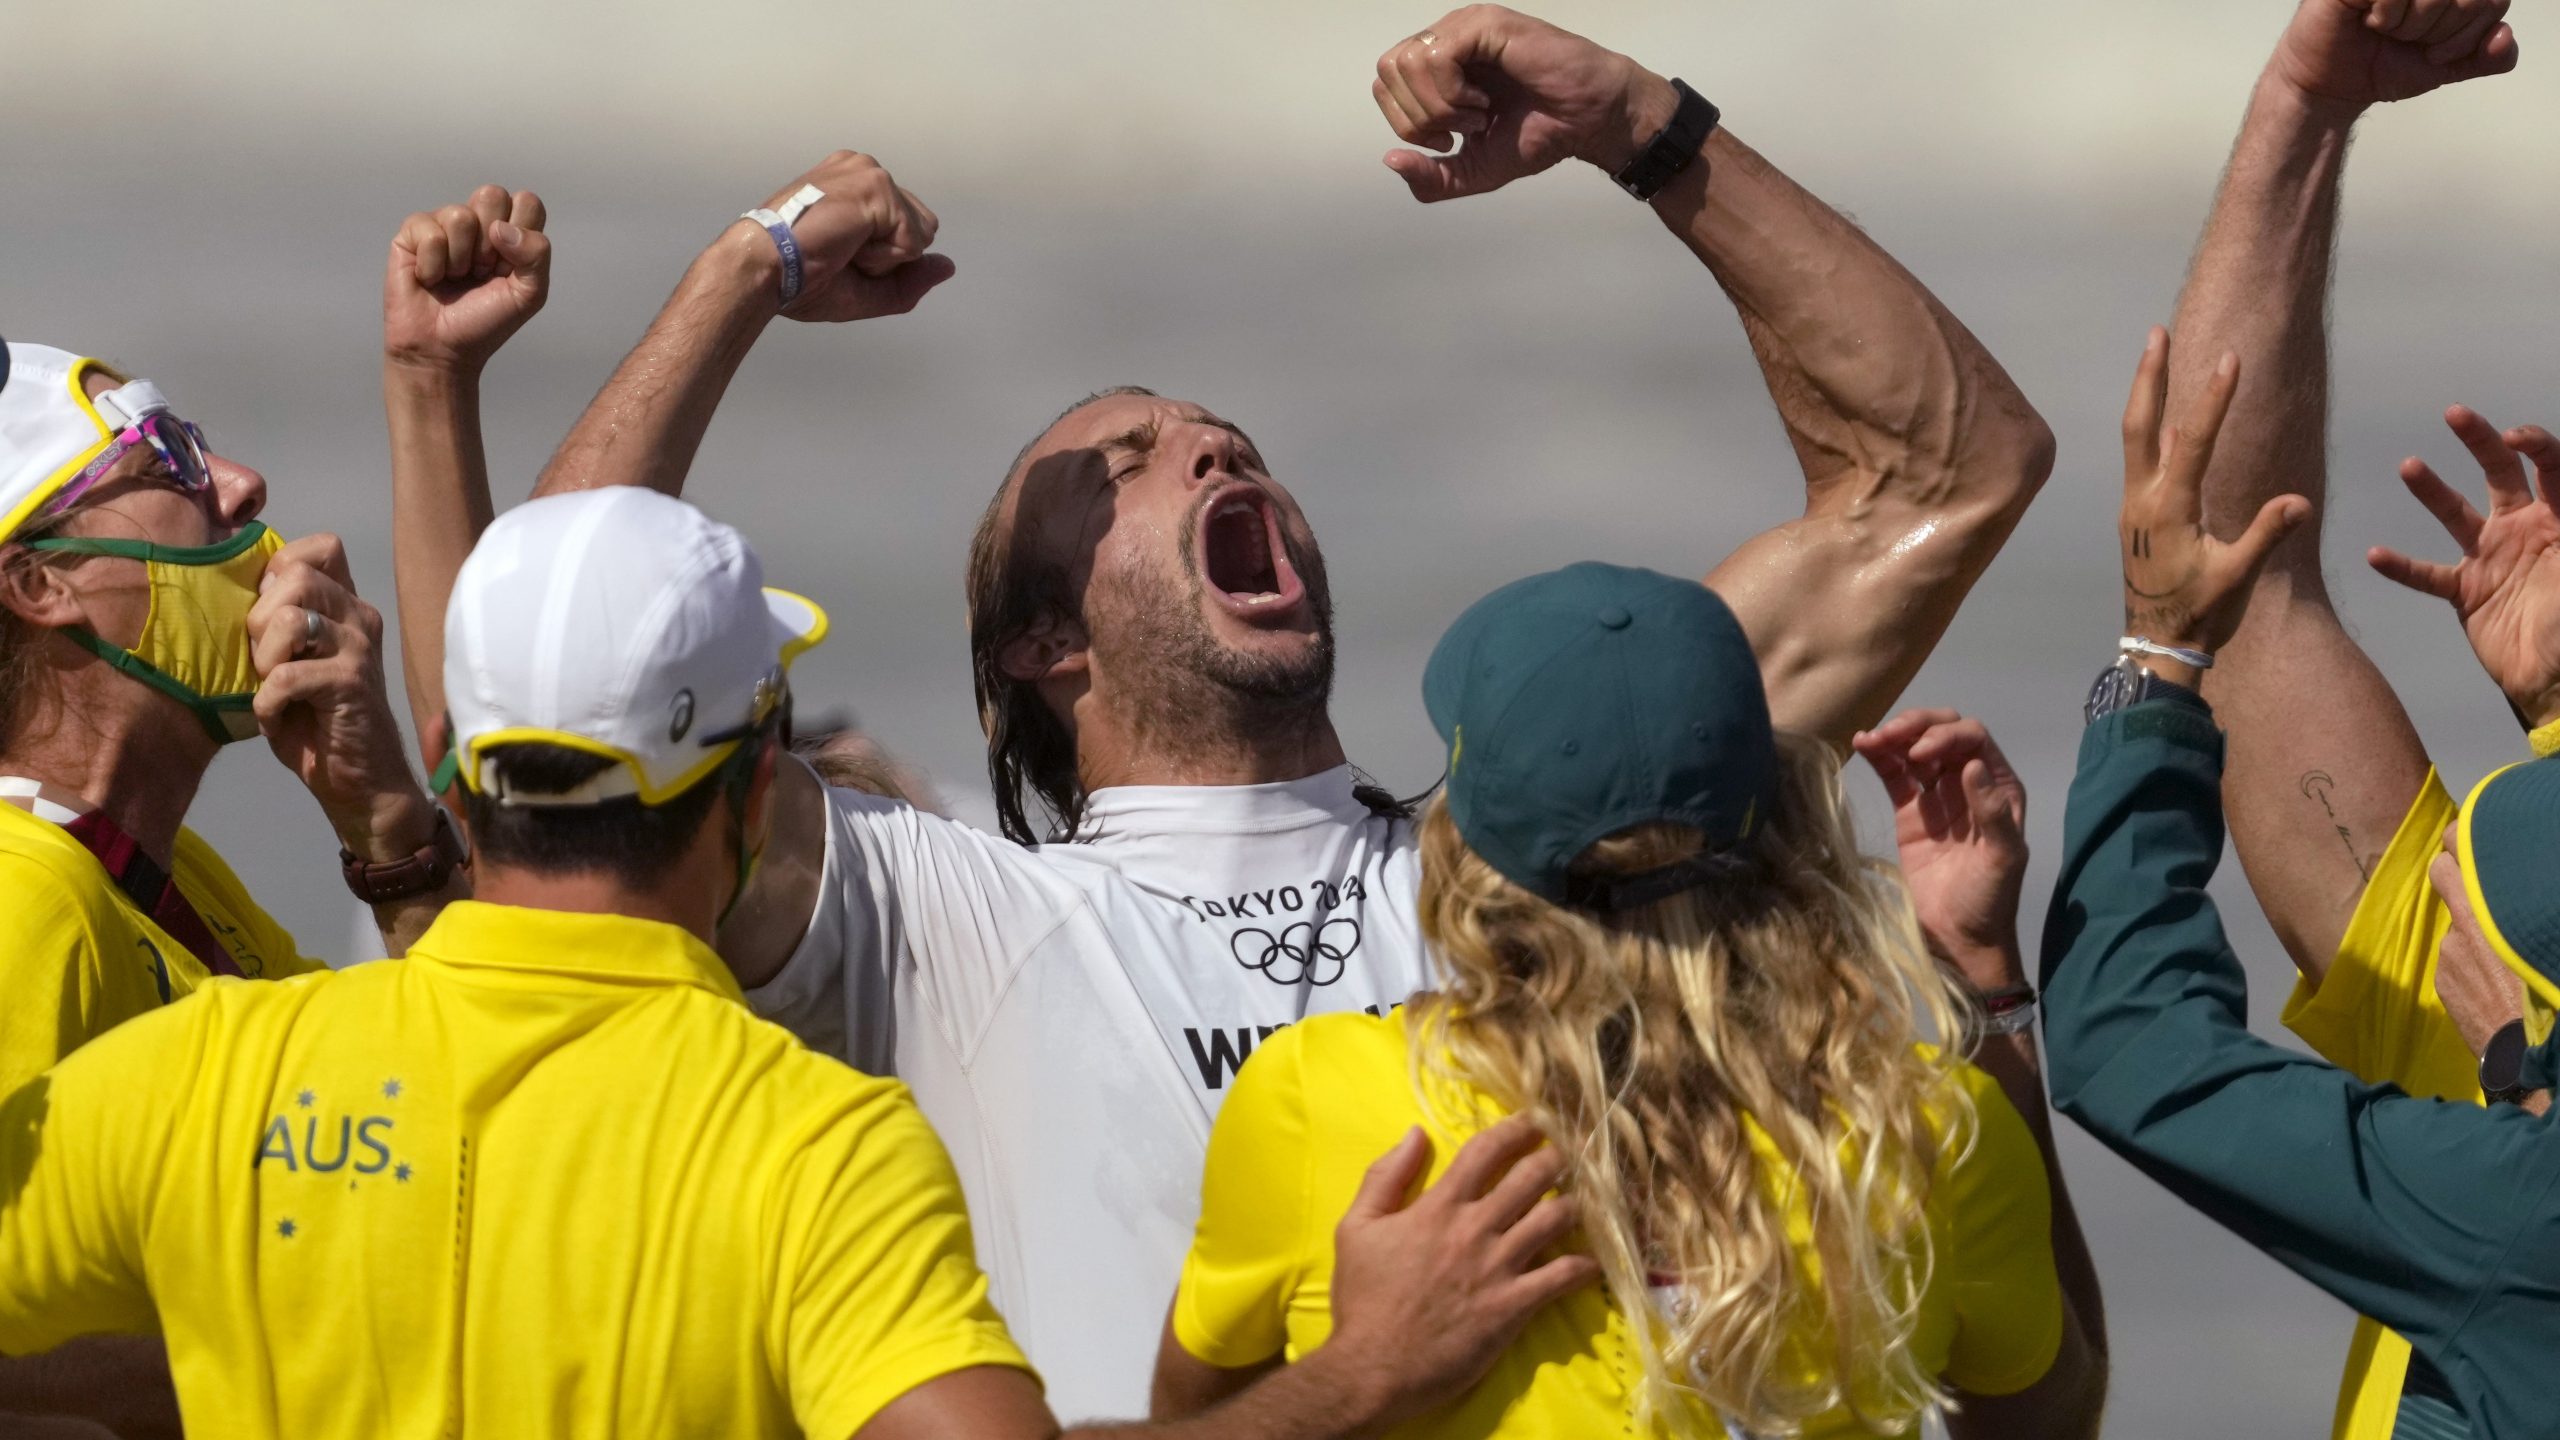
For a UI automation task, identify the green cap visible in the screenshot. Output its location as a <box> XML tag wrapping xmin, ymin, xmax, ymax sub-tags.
<box><xmin>2457</xmin><ymin>759</ymin><xmax>2560</xmax><ymax>1021</ymax></box>
<box><xmin>1422</xmin><ymin>561</ymin><xmax>1776</xmax><ymax>910</ymax></box>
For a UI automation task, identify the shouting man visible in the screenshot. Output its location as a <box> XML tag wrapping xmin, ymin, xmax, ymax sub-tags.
<box><xmin>396</xmin><ymin>6</ymin><xmax>2053</xmax><ymax>1415</ymax></box>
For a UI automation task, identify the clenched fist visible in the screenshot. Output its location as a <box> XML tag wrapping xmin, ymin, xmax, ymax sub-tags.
<box><xmin>384</xmin><ymin>185</ymin><xmax>550</xmax><ymax>375</ymax></box>
<box><xmin>1371</xmin><ymin>5</ymin><xmax>1678</xmax><ymax>203</ymax></box>
<box><xmin>2272</xmin><ymin>0</ymin><xmax>2519</xmax><ymax>111</ymax></box>
<box><xmin>734</xmin><ymin>152</ymin><xmax>954</xmax><ymax>323</ymax></box>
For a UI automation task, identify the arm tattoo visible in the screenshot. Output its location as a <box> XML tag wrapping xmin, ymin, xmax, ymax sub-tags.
<box><xmin>2299</xmin><ymin>771</ymin><xmax>2371</xmax><ymax>883</ymax></box>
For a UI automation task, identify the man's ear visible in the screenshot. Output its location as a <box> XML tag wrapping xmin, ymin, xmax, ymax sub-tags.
<box><xmin>0</xmin><ymin>549</ymin><xmax>86</xmax><ymax>631</ymax></box>
<box><xmin>998</xmin><ymin>612</ymin><xmax>1089</xmax><ymax>683</ymax></box>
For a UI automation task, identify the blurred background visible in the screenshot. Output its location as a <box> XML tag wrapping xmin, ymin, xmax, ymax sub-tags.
<box><xmin>6</xmin><ymin>1</ymin><xmax>2554</xmax><ymax>1431</ymax></box>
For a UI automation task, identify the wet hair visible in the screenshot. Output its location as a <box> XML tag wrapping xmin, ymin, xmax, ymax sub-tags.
<box><xmin>967</xmin><ymin>386</ymin><xmax>1162</xmax><ymax>844</ymax></box>
<box><xmin>968</xmin><ymin>387</ymin><xmax>1413</xmax><ymax>843</ymax></box>
<box><xmin>462</xmin><ymin>744</ymin><xmax>728</xmax><ymax>887</ymax></box>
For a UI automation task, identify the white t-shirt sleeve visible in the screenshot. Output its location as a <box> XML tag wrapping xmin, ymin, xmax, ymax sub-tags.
<box><xmin>747</xmin><ymin>786</ymin><xmax>1079</xmax><ymax>1074</ymax></box>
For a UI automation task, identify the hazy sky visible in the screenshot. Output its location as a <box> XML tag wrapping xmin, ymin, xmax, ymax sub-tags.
<box><xmin>7</xmin><ymin>2</ymin><xmax>2557</xmax><ymax>1433</ymax></box>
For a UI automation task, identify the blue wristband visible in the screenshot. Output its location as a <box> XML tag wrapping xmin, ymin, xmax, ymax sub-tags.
<box><xmin>742</xmin><ymin>208</ymin><xmax>803</xmax><ymax>305</ymax></box>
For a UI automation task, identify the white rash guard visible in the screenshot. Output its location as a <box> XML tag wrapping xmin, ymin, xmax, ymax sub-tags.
<box><xmin>745</xmin><ymin>763</ymin><xmax>1430</xmax><ymax>1421</ymax></box>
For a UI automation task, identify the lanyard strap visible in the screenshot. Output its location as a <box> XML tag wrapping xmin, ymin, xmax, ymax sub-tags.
<box><xmin>0</xmin><ymin>778</ymin><xmax>245</xmax><ymax>981</ymax></box>
<box><xmin>59</xmin><ymin>810</ymin><xmax>244</xmax><ymax>980</ymax></box>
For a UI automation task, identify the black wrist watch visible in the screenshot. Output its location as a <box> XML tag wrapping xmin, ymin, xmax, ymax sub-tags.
<box><xmin>2084</xmin><ymin>653</ymin><xmax>2201</xmax><ymax>725</ymax></box>
<box><xmin>2481</xmin><ymin>1018</ymin><xmax>2534</xmax><ymax>1106</ymax></box>
<box><xmin>1612</xmin><ymin>78</ymin><xmax>1719</xmax><ymax>201</ymax></box>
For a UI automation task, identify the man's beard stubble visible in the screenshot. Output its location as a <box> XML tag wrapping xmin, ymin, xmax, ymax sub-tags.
<box><xmin>1087</xmin><ymin>529</ymin><xmax>1336</xmax><ymax>769</ymax></box>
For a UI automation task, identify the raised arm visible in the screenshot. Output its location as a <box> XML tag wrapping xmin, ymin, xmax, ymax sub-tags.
<box><xmin>2034</xmin><ymin>331</ymin><xmax>2560</xmax><ymax>1423</ymax></box>
<box><xmin>1368</xmin><ymin>5</ymin><xmax>2050</xmax><ymax>749</ymax></box>
<box><xmin>2167</xmin><ymin>0</ymin><xmax>2517</xmax><ymax>979</ymax></box>
<box><xmin>531</xmin><ymin>152</ymin><xmax>951</xmax><ymax>502</ymax></box>
<box><xmin>381</xmin><ymin>185</ymin><xmax>551</xmax><ymax>746</ymax></box>
<box><xmin>1851</xmin><ymin>708</ymin><xmax>2106</xmax><ymax>1440</ymax></box>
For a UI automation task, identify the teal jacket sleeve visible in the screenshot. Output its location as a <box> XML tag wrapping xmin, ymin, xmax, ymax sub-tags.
<box><xmin>2038</xmin><ymin>699</ymin><xmax>2560</xmax><ymax>1440</ymax></box>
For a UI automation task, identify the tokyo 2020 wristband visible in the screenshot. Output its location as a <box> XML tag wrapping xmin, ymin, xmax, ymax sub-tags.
<box><xmin>1613</xmin><ymin>78</ymin><xmax>1719</xmax><ymax>202</ymax></box>
<box><xmin>741</xmin><ymin>183</ymin><xmax>826</xmax><ymax>306</ymax></box>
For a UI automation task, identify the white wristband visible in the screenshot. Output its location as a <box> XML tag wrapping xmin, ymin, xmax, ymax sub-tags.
<box><xmin>740</xmin><ymin>185</ymin><xmax>827</xmax><ymax>307</ymax></box>
<box><xmin>2120</xmin><ymin>636</ymin><xmax>2214</xmax><ymax>671</ymax></box>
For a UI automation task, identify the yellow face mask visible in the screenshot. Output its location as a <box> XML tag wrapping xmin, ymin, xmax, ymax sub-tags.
<box><xmin>25</xmin><ymin>522</ymin><xmax>283</xmax><ymax>743</ymax></box>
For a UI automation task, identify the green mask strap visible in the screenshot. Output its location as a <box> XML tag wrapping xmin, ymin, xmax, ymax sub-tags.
<box><xmin>23</xmin><ymin>522</ymin><xmax>273</xmax><ymax>745</ymax></box>
<box><xmin>716</xmin><ymin>732</ymin><xmax>772</xmax><ymax>931</ymax></box>
<box><xmin>429</xmin><ymin>748</ymin><xmax>462</xmax><ymax>797</ymax></box>
<box><xmin>50</xmin><ymin>624</ymin><xmax>254</xmax><ymax>744</ymax></box>
<box><xmin>24</xmin><ymin>521</ymin><xmax>272</xmax><ymax>566</ymax></box>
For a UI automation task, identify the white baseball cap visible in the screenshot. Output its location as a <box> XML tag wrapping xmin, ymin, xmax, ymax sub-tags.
<box><xmin>440</xmin><ymin>488</ymin><xmax>828</xmax><ymax>806</ymax></box>
<box><xmin>0</xmin><ymin>342</ymin><xmax>133</xmax><ymax>540</ymax></box>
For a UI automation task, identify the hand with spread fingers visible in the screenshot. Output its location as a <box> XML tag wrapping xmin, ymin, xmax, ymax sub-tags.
<box><xmin>245</xmin><ymin>533</ymin><xmax>432</xmax><ymax>864</ymax></box>
<box><xmin>2119</xmin><ymin>327</ymin><xmax>2314</xmax><ymax>667</ymax></box>
<box><xmin>1323</xmin><ymin>1117</ymin><xmax>1599</xmax><ymax>1427</ymax></box>
<box><xmin>1853</xmin><ymin>708</ymin><xmax>2029</xmax><ymax>991</ymax></box>
<box><xmin>739</xmin><ymin>151</ymin><xmax>954</xmax><ymax>324</ymax></box>
<box><xmin>2272</xmin><ymin>0</ymin><xmax>2518</xmax><ymax>114</ymax></box>
<box><xmin>1370</xmin><ymin>5</ymin><xmax>1678</xmax><ymax>203</ymax></box>
<box><xmin>384</xmin><ymin>184</ymin><xmax>551</xmax><ymax>376</ymax></box>
<box><xmin>2367</xmin><ymin>411</ymin><xmax>2560</xmax><ymax>730</ymax></box>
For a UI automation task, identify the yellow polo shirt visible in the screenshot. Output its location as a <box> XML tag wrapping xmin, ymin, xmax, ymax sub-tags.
<box><xmin>2278</xmin><ymin>770</ymin><xmax>2480</xmax><ymax>1440</ymax></box>
<box><xmin>0</xmin><ymin>800</ymin><xmax>316</xmax><ymax>1096</ymax></box>
<box><xmin>0</xmin><ymin>900</ymin><xmax>1029</xmax><ymax>1438</ymax></box>
<box><xmin>1175</xmin><ymin>1012</ymin><xmax>2062</xmax><ymax>1437</ymax></box>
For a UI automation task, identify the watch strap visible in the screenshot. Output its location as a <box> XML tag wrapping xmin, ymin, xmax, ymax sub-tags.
<box><xmin>1612</xmin><ymin>78</ymin><xmax>1719</xmax><ymax>202</ymax></box>
<box><xmin>341</xmin><ymin>807</ymin><xmax>468</xmax><ymax>905</ymax></box>
<box><xmin>2521</xmin><ymin>1034</ymin><xmax>2559</xmax><ymax>1093</ymax></box>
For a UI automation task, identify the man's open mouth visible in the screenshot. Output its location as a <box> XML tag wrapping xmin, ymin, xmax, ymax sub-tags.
<box><xmin>1197</xmin><ymin>487</ymin><xmax>1306</xmax><ymax>623</ymax></box>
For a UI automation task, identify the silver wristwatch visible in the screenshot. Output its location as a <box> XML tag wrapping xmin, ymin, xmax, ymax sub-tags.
<box><xmin>2085</xmin><ymin>641</ymin><xmax>2206</xmax><ymax>725</ymax></box>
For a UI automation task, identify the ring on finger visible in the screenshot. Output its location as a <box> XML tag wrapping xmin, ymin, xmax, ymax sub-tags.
<box><xmin>1413</xmin><ymin>27</ymin><xmax>1438</xmax><ymax>46</ymax></box>
<box><xmin>302</xmin><ymin>608</ymin><xmax>323</xmax><ymax>652</ymax></box>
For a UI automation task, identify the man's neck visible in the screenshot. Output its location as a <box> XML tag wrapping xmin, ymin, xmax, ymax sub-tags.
<box><xmin>472</xmin><ymin>867</ymin><xmax>719</xmax><ymax>944</ymax></box>
<box><xmin>0</xmin><ymin>681</ymin><xmax>213</xmax><ymax>866</ymax></box>
<box><xmin>472</xmin><ymin>842</ymin><xmax>733</xmax><ymax>947</ymax></box>
<box><xmin>1075</xmin><ymin>709</ymin><xmax>1349</xmax><ymax>793</ymax></box>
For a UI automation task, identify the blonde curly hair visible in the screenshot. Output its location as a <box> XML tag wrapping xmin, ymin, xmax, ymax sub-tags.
<box><xmin>1412</xmin><ymin>730</ymin><xmax>1975</xmax><ymax>1435</ymax></box>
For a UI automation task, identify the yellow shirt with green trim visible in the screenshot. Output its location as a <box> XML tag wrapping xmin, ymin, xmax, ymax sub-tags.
<box><xmin>0</xmin><ymin>900</ymin><xmax>1029</xmax><ymax>1439</ymax></box>
<box><xmin>1173</xmin><ymin>1011</ymin><xmax>2063</xmax><ymax>1437</ymax></box>
<box><xmin>2277</xmin><ymin>770</ymin><xmax>2478</xmax><ymax>1440</ymax></box>
<box><xmin>0</xmin><ymin>800</ymin><xmax>317</xmax><ymax>1097</ymax></box>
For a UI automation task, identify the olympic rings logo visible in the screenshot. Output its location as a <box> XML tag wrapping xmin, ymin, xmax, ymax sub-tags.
<box><xmin>1230</xmin><ymin>917</ymin><xmax>1361</xmax><ymax>987</ymax></box>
